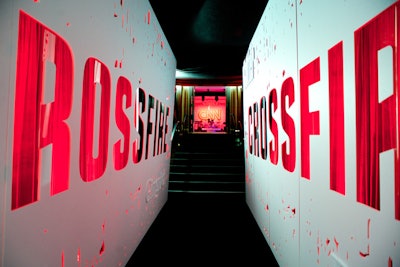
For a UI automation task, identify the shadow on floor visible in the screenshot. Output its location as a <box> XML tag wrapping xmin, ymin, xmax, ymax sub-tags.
<box><xmin>126</xmin><ymin>192</ymin><xmax>279</xmax><ymax>266</ymax></box>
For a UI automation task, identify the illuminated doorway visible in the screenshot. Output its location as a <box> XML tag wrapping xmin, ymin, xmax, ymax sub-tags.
<box><xmin>174</xmin><ymin>85</ymin><xmax>242</xmax><ymax>134</ymax></box>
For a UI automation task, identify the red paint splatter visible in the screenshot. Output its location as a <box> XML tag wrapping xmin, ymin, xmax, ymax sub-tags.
<box><xmin>291</xmin><ymin>208</ymin><xmax>296</xmax><ymax>215</ymax></box>
<box><xmin>102</xmin><ymin>221</ymin><xmax>105</xmax><ymax>232</ymax></box>
<box><xmin>147</xmin><ymin>10</ymin><xmax>151</xmax><ymax>25</ymax></box>
<box><xmin>33</xmin><ymin>0</ymin><xmax>39</xmax><ymax>2</ymax></box>
<box><xmin>66</xmin><ymin>22</ymin><xmax>71</xmax><ymax>27</ymax></box>
<box><xmin>334</xmin><ymin>237</ymin><xmax>339</xmax><ymax>250</ymax></box>
<box><xmin>43</xmin><ymin>228</ymin><xmax>48</xmax><ymax>233</ymax></box>
<box><xmin>359</xmin><ymin>244</ymin><xmax>370</xmax><ymax>258</ymax></box>
<box><xmin>388</xmin><ymin>257</ymin><xmax>393</xmax><ymax>267</ymax></box>
<box><xmin>114</xmin><ymin>12</ymin><xmax>118</xmax><ymax>18</ymax></box>
<box><xmin>61</xmin><ymin>251</ymin><xmax>65</xmax><ymax>267</ymax></box>
<box><xmin>114</xmin><ymin>60</ymin><xmax>119</xmax><ymax>68</ymax></box>
<box><xmin>99</xmin><ymin>241</ymin><xmax>105</xmax><ymax>256</ymax></box>
<box><xmin>359</xmin><ymin>250</ymin><xmax>370</xmax><ymax>257</ymax></box>
<box><xmin>283</xmin><ymin>70</ymin><xmax>286</xmax><ymax>76</ymax></box>
<box><xmin>326</xmin><ymin>238</ymin><xmax>330</xmax><ymax>246</ymax></box>
<box><xmin>77</xmin><ymin>248</ymin><xmax>81</xmax><ymax>262</ymax></box>
<box><xmin>265</xmin><ymin>204</ymin><xmax>269</xmax><ymax>211</ymax></box>
<box><xmin>359</xmin><ymin>218</ymin><xmax>371</xmax><ymax>257</ymax></box>
<box><xmin>161</xmin><ymin>41</ymin><xmax>165</xmax><ymax>49</ymax></box>
<box><xmin>120</xmin><ymin>0</ymin><xmax>124</xmax><ymax>6</ymax></box>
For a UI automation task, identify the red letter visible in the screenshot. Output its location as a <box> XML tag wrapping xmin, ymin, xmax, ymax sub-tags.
<box><xmin>12</xmin><ymin>11</ymin><xmax>73</xmax><ymax>210</ymax></box>
<box><xmin>80</xmin><ymin>58</ymin><xmax>111</xmax><ymax>182</ymax></box>
<box><xmin>281</xmin><ymin>77</ymin><xmax>296</xmax><ymax>172</ymax></box>
<box><xmin>146</xmin><ymin>95</ymin><xmax>155</xmax><ymax>159</ymax></box>
<box><xmin>328</xmin><ymin>41</ymin><xmax>346</xmax><ymax>195</ymax></box>
<box><xmin>163</xmin><ymin>106</ymin><xmax>170</xmax><ymax>153</ymax></box>
<box><xmin>133</xmin><ymin>88</ymin><xmax>145</xmax><ymax>163</ymax></box>
<box><xmin>155</xmin><ymin>102</ymin><xmax>165</xmax><ymax>156</ymax></box>
<box><xmin>253</xmin><ymin>102</ymin><xmax>259</xmax><ymax>157</ymax></box>
<box><xmin>300</xmin><ymin>58</ymin><xmax>321</xmax><ymax>179</ymax></box>
<box><xmin>153</xmin><ymin>98</ymin><xmax>160</xmax><ymax>157</ymax></box>
<box><xmin>355</xmin><ymin>3</ymin><xmax>399</xmax><ymax>220</ymax></box>
<box><xmin>113</xmin><ymin>76</ymin><xmax>132</xmax><ymax>171</ymax></box>
<box><xmin>269</xmin><ymin>89</ymin><xmax>279</xmax><ymax>165</ymax></box>
<box><xmin>248</xmin><ymin>106</ymin><xmax>253</xmax><ymax>155</ymax></box>
<box><xmin>260</xmin><ymin>96</ymin><xmax>268</xmax><ymax>160</ymax></box>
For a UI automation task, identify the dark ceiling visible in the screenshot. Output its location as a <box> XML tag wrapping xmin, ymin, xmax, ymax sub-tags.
<box><xmin>149</xmin><ymin>0</ymin><xmax>269</xmax><ymax>81</ymax></box>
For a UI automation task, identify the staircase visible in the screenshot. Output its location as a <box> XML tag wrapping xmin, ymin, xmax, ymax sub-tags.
<box><xmin>168</xmin><ymin>133</ymin><xmax>245</xmax><ymax>194</ymax></box>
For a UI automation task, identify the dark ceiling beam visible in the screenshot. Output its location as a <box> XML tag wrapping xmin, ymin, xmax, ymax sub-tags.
<box><xmin>176</xmin><ymin>75</ymin><xmax>243</xmax><ymax>86</ymax></box>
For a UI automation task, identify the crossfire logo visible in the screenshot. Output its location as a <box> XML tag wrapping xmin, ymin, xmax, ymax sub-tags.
<box><xmin>12</xmin><ymin>11</ymin><xmax>171</xmax><ymax>210</ymax></box>
<box><xmin>246</xmin><ymin>3</ymin><xmax>400</xmax><ymax>220</ymax></box>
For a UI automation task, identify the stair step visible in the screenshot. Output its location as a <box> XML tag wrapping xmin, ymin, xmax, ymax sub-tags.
<box><xmin>169</xmin><ymin>173</ymin><xmax>243</xmax><ymax>182</ymax></box>
<box><xmin>170</xmin><ymin>165</ymin><xmax>244</xmax><ymax>173</ymax></box>
<box><xmin>168</xmin><ymin>190</ymin><xmax>245</xmax><ymax>194</ymax></box>
<box><xmin>171</xmin><ymin>160</ymin><xmax>243</xmax><ymax>167</ymax></box>
<box><xmin>169</xmin><ymin>133</ymin><xmax>245</xmax><ymax>195</ymax></box>
<box><xmin>168</xmin><ymin>180</ymin><xmax>245</xmax><ymax>193</ymax></box>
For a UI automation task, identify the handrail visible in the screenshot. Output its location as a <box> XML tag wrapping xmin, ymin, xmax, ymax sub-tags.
<box><xmin>170</xmin><ymin>120</ymin><xmax>180</xmax><ymax>141</ymax></box>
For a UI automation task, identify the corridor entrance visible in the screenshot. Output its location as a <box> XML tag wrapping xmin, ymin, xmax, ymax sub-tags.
<box><xmin>174</xmin><ymin>85</ymin><xmax>243</xmax><ymax>135</ymax></box>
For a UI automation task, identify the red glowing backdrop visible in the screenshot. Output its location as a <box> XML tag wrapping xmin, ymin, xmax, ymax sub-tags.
<box><xmin>193</xmin><ymin>96</ymin><xmax>226</xmax><ymax>132</ymax></box>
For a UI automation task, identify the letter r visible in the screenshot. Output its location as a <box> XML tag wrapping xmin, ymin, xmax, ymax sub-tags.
<box><xmin>355</xmin><ymin>3</ymin><xmax>400</xmax><ymax>220</ymax></box>
<box><xmin>12</xmin><ymin>11</ymin><xmax>73</xmax><ymax>210</ymax></box>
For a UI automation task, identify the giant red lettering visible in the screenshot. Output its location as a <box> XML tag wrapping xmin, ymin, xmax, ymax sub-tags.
<box><xmin>281</xmin><ymin>77</ymin><xmax>296</xmax><ymax>172</ymax></box>
<box><xmin>269</xmin><ymin>89</ymin><xmax>279</xmax><ymax>165</ymax></box>
<box><xmin>113</xmin><ymin>76</ymin><xmax>132</xmax><ymax>171</ymax></box>
<box><xmin>300</xmin><ymin>58</ymin><xmax>321</xmax><ymax>179</ymax></box>
<box><xmin>80</xmin><ymin>58</ymin><xmax>111</xmax><ymax>182</ymax></box>
<box><xmin>12</xmin><ymin>11</ymin><xmax>73</xmax><ymax>210</ymax></box>
<box><xmin>355</xmin><ymin>3</ymin><xmax>400</xmax><ymax>220</ymax></box>
<box><xmin>328</xmin><ymin>41</ymin><xmax>346</xmax><ymax>195</ymax></box>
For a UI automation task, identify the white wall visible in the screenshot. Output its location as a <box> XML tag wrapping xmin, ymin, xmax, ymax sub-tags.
<box><xmin>243</xmin><ymin>0</ymin><xmax>400</xmax><ymax>266</ymax></box>
<box><xmin>0</xmin><ymin>0</ymin><xmax>176</xmax><ymax>266</ymax></box>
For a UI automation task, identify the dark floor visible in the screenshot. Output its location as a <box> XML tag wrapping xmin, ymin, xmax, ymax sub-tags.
<box><xmin>126</xmin><ymin>192</ymin><xmax>279</xmax><ymax>266</ymax></box>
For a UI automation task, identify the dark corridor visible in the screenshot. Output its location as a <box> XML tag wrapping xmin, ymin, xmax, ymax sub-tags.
<box><xmin>126</xmin><ymin>133</ymin><xmax>279</xmax><ymax>266</ymax></box>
